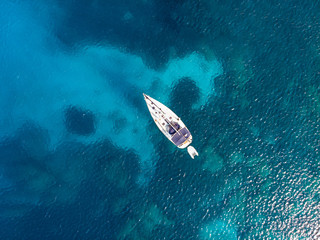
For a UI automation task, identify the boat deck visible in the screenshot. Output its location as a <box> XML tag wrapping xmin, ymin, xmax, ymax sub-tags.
<box><xmin>171</xmin><ymin>127</ymin><xmax>191</xmax><ymax>147</ymax></box>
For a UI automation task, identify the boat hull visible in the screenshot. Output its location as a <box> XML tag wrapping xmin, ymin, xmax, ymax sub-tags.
<box><xmin>143</xmin><ymin>94</ymin><xmax>192</xmax><ymax>149</ymax></box>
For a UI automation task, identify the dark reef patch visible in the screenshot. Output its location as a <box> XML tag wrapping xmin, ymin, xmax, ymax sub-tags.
<box><xmin>0</xmin><ymin>122</ymin><xmax>54</xmax><ymax>224</ymax></box>
<box><xmin>54</xmin><ymin>0</ymin><xmax>216</xmax><ymax>69</ymax></box>
<box><xmin>64</xmin><ymin>105</ymin><xmax>96</xmax><ymax>135</ymax></box>
<box><xmin>16</xmin><ymin>122</ymin><xmax>50</xmax><ymax>160</ymax></box>
<box><xmin>169</xmin><ymin>77</ymin><xmax>200</xmax><ymax>116</ymax></box>
<box><xmin>0</xmin><ymin>121</ymin><xmax>50</xmax><ymax>173</ymax></box>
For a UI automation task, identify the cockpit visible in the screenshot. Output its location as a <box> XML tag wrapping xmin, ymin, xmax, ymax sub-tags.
<box><xmin>167</xmin><ymin>122</ymin><xmax>180</xmax><ymax>135</ymax></box>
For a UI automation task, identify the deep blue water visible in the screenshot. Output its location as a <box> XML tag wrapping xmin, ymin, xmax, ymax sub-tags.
<box><xmin>1</xmin><ymin>0</ymin><xmax>320</xmax><ymax>239</ymax></box>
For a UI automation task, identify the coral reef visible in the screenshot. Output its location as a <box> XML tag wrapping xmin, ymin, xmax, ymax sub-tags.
<box><xmin>64</xmin><ymin>105</ymin><xmax>96</xmax><ymax>135</ymax></box>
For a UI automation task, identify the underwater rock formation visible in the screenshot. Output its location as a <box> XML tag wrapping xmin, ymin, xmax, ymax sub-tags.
<box><xmin>0</xmin><ymin>122</ymin><xmax>54</xmax><ymax>220</ymax></box>
<box><xmin>202</xmin><ymin>152</ymin><xmax>224</xmax><ymax>174</ymax></box>
<box><xmin>64</xmin><ymin>106</ymin><xmax>96</xmax><ymax>135</ymax></box>
<box><xmin>170</xmin><ymin>77</ymin><xmax>200</xmax><ymax>114</ymax></box>
<box><xmin>16</xmin><ymin>121</ymin><xmax>50</xmax><ymax>160</ymax></box>
<box><xmin>118</xmin><ymin>203</ymin><xmax>174</xmax><ymax>239</ymax></box>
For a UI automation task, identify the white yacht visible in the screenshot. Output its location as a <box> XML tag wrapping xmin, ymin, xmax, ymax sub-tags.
<box><xmin>143</xmin><ymin>93</ymin><xmax>198</xmax><ymax>159</ymax></box>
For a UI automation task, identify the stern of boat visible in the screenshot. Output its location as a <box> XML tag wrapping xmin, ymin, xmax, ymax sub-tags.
<box><xmin>177</xmin><ymin>135</ymin><xmax>192</xmax><ymax>149</ymax></box>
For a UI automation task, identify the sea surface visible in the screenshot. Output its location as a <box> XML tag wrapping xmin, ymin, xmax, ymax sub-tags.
<box><xmin>0</xmin><ymin>0</ymin><xmax>320</xmax><ymax>239</ymax></box>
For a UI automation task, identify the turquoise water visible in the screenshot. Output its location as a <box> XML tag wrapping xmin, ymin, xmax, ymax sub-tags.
<box><xmin>1</xmin><ymin>0</ymin><xmax>320</xmax><ymax>239</ymax></box>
